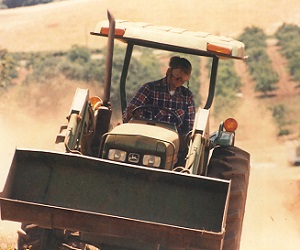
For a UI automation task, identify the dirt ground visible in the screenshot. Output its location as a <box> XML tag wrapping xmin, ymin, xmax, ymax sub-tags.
<box><xmin>235</xmin><ymin>53</ymin><xmax>300</xmax><ymax>249</ymax></box>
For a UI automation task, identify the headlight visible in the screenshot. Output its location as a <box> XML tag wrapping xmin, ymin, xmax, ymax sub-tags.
<box><xmin>143</xmin><ymin>155</ymin><xmax>161</xmax><ymax>168</ymax></box>
<box><xmin>108</xmin><ymin>149</ymin><xmax>126</xmax><ymax>162</ymax></box>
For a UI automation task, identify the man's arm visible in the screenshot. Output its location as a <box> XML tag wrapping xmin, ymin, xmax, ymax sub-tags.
<box><xmin>122</xmin><ymin>83</ymin><xmax>152</xmax><ymax>123</ymax></box>
<box><xmin>122</xmin><ymin>105</ymin><xmax>135</xmax><ymax>122</ymax></box>
<box><xmin>187</xmin><ymin>97</ymin><xmax>196</xmax><ymax>132</ymax></box>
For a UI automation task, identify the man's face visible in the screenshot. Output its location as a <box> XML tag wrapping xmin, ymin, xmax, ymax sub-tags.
<box><xmin>169</xmin><ymin>68</ymin><xmax>191</xmax><ymax>89</ymax></box>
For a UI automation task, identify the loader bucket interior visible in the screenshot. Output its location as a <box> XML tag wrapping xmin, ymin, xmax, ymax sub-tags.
<box><xmin>1</xmin><ymin>148</ymin><xmax>230</xmax><ymax>249</ymax></box>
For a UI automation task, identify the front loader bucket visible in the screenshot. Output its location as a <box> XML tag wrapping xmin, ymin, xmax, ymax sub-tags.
<box><xmin>0</xmin><ymin>148</ymin><xmax>230</xmax><ymax>250</ymax></box>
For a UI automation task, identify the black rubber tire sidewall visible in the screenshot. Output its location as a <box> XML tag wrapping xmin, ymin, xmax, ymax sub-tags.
<box><xmin>207</xmin><ymin>146</ymin><xmax>250</xmax><ymax>250</ymax></box>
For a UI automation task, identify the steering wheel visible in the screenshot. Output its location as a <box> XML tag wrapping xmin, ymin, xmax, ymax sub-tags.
<box><xmin>132</xmin><ymin>105</ymin><xmax>181</xmax><ymax>125</ymax></box>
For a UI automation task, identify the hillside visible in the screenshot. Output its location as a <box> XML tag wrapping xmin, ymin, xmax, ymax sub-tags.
<box><xmin>0</xmin><ymin>0</ymin><xmax>300</xmax><ymax>249</ymax></box>
<box><xmin>1</xmin><ymin>0</ymin><xmax>300</xmax><ymax>52</ymax></box>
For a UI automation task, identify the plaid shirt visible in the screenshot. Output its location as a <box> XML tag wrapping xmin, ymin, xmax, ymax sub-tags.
<box><xmin>123</xmin><ymin>78</ymin><xmax>195</xmax><ymax>135</ymax></box>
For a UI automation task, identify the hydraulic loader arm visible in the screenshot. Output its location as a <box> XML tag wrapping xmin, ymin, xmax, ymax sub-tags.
<box><xmin>55</xmin><ymin>88</ymin><xmax>93</xmax><ymax>154</ymax></box>
<box><xmin>185</xmin><ymin>108</ymin><xmax>210</xmax><ymax>175</ymax></box>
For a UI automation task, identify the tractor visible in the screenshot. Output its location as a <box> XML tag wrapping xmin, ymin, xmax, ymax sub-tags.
<box><xmin>0</xmin><ymin>11</ymin><xmax>250</xmax><ymax>250</ymax></box>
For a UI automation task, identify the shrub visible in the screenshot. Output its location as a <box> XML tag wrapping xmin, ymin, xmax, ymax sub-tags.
<box><xmin>67</xmin><ymin>45</ymin><xmax>91</xmax><ymax>64</ymax></box>
<box><xmin>269</xmin><ymin>104</ymin><xmax>291</xmax><ymax>136</ymax></box>
<box><xmin>25</xmin><ymin>53</ymin><xmax>61</xmax><ymax>83</ymax></box>
<box><xmin>239</xmin><ymin>26</ymin><xmax>279</xmax><ymax>96</ymax></box>
<box><xmin>239</xmin><ymin>26</ymin><xmax>267</xmax><ymax>49</ymax></box>
<box><xmin>0</xmin><ymin>49</ymin><xmax>19</xmax><ymax>89</ymax></box>
<box><xmin>275</xmin><ymin>24</ymin><xmax>300</xmax><ymax>82</ymax></box>
<box><xmin>212</xmin><ymin>59</ymin><xmax>242</xmax><ymax>117</ymax></box>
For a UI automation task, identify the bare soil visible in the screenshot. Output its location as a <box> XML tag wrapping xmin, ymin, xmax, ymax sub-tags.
<box><xmin>234</xmin><ymin>56</ymin><xmax>300</xmax><ymax>250</ymax></box>
<box><xmin>0</xmin><ymin>0</ymin><xmax>300</xmax><ymax>249</ymax></box>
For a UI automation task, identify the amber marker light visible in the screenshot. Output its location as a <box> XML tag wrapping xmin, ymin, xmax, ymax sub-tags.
<box><xmin>90</xmin><ymin>96</ymin><xmax>103</xmax><ymax>110</ymax></box>
<box><xmin>224</xmin><ymin>118</ymin><xmax>238</xmax><ymax>132</ymax></box>
<box><xmin>100</xmin><ymin>27</ymin><xmax>126</xmax><ymax>36</ymax></box>
<box><xmin>207</xmin><ymin>43</ymin><xmax>232</xmax><ymax>55</ymax></box>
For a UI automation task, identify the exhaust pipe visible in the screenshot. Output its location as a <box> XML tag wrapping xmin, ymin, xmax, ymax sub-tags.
<box><xmin>103</xmin><ymin>10</ymin><xmax>115</xmax><ymax>107</ymax></box>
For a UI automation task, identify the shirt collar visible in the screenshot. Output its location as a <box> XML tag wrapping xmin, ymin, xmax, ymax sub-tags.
<box><xmin>163</xmin><ymin>77</ymin><xmax>183</xmax><ymax>97</ymax></box>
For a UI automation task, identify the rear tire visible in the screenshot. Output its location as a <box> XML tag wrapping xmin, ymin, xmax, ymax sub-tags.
<box><xmin>207</xmin><ymin>146</ymin><xmax>250</xmax><ymax>250</ymax></box>
<box><xmin>17</xmin><ymin>223</ymin><xmax>90</xmax><ymax>250</ymax></box>
<box><xmin>17</xmin><ymin>224</ymin><xmax>89</xmax><ymax>250</ymax></box>
<box><xmin>17</xmin><ymin>224</ymin><xmax>61</xmax><ymax>250</ymax></box>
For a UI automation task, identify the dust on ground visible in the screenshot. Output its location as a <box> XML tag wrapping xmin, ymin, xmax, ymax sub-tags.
<box><xmin>0</xmin><ymin>78</ymin><xmax>101</xmax><ymax>249</ymax></box>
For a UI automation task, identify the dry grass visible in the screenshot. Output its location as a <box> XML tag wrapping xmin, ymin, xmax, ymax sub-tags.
<box><xmin>1</xmin><ymin>0</ymin><xmax>300</xmax><ymax>52</ymax></box>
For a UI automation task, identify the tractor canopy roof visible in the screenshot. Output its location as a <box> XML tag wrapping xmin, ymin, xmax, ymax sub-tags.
<box><xmin>91</xmin><ymin>19</ymin><xmax>246</xmax><ymax>60</ymax></box>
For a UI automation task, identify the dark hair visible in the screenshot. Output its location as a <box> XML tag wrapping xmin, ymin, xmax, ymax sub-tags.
<box><xmin>169</xmin><ymin>56</ymin><xmax>192</xmax><ymax>74</ymax></box>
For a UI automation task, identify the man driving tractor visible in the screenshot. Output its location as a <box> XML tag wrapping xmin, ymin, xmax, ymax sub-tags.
<box><xmin>122</xmin><ymin>56</ymin><xmax>195</xmax><ymax>166</ymax></box>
